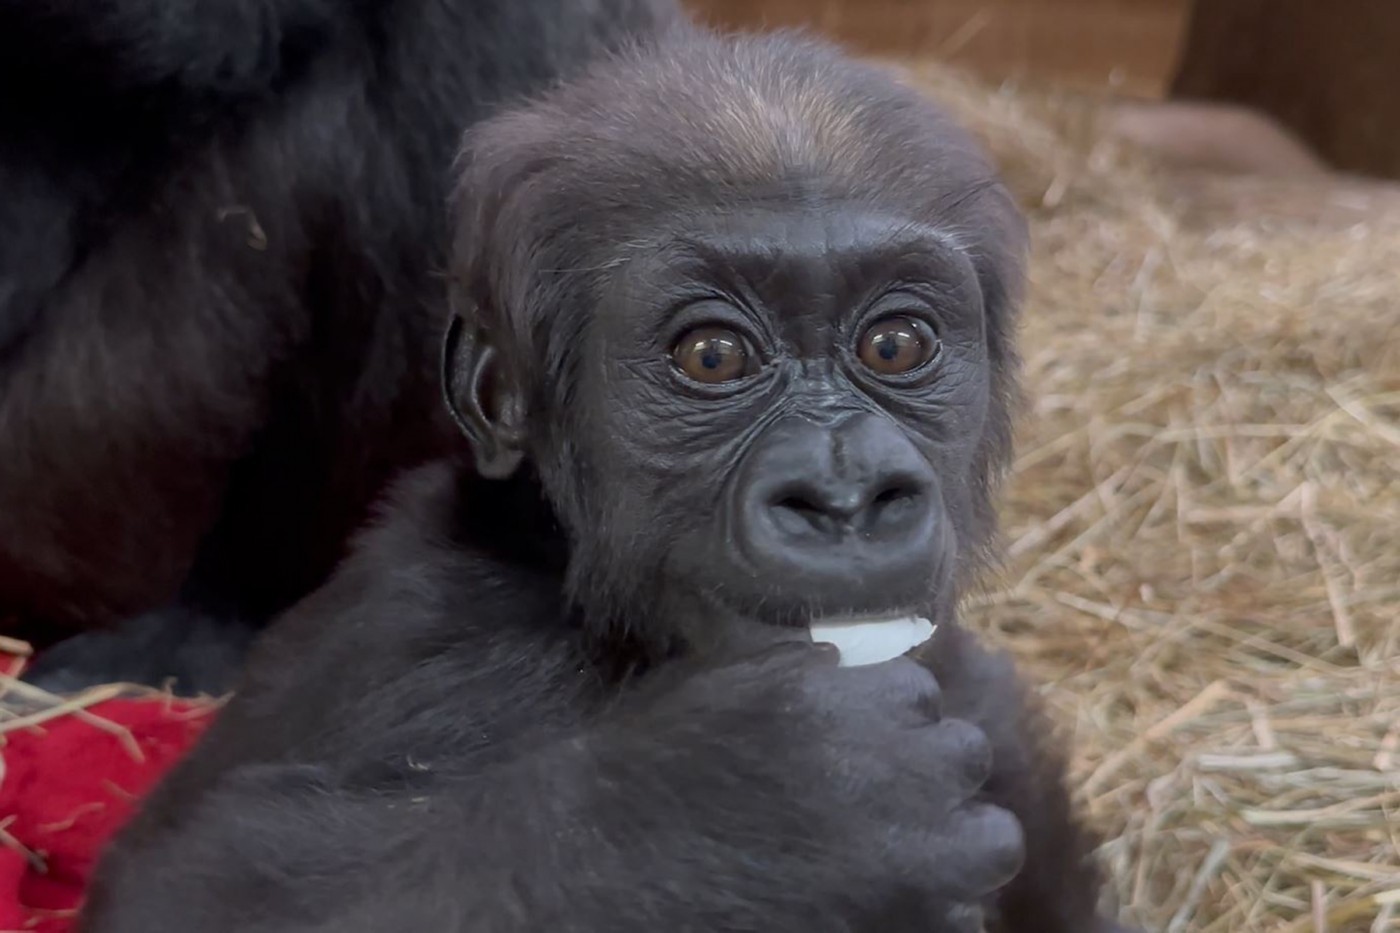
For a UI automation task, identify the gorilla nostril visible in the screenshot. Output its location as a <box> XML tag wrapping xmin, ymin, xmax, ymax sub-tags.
<box><xmin>776</xmin><ymin>495</ymin><xmax>820</xmax><ymax>515</ymax></box>
<box><xmin>872</xmin><ymin>485</ymin><xmax>917</xmax><ymax>506</ymax></box>
<box><xmin>771</xmin><ymin>492</ymin><xmax>839</xmax><ymax>536</ymax></box>
<box><xmin>862</xmin><ymin>479</ymin><xmax>928</xmax><ymax>534</ymax></box>
<box><xmin>766</xmin><ymin>478</ymin><xmax>929</xmax><ymax>541</ymax></box>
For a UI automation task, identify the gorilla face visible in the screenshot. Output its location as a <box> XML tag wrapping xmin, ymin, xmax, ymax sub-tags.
<box><xmin>444</xmin><ymin>30</ymin><xmax>1024</xmax><ymax>653</ymax></box>
<box><xmin>574</xmin><ymin>206</ymin><xmax>993</xmax><ymax>637</ymax></box>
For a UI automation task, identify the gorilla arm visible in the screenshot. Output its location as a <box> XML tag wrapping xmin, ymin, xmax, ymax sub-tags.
<box><xmin>919</xmin><ymin>625</ymin><xmax>1109</xmax><ymax>933</ymax></box>
<box><xmin>81</xmin><ymin>686</ymin><xmax>841</xmax><ymax>933</ymax></box>
<box><xmin>78</xmin><ymin>467</ymin><xmax>1018</xmax><ymax>933</ymax></box>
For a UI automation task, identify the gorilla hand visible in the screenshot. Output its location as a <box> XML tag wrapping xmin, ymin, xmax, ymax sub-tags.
<box><xmin>632</xmin><ymin>645</ymin><xmax>1026</xmax><ymax>929</ymax></box>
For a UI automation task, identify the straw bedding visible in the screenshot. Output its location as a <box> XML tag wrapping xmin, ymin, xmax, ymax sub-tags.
<box><xmin>2</xmin><ymin>57</ymin><xmax>1397</xmax><ymax>933</ymax></box>
<box><xmin>894</xmin><ymin>61</ymin><xmax>1400</xmax><ymax>932</ymax></box>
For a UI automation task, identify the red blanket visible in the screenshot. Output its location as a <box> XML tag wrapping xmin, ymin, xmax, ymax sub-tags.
<box><xmin>0</xmin><ymin>692</ymin><xmax>214</xmax><ymax>933</ymax></box>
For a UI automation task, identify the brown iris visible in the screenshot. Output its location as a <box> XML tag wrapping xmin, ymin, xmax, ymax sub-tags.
<box><xmin>857</xmin><ymin>316</ymin><xmax>938</xmax><ymax>376</ymax></box>
<box><xmin>671</xmin><ymin>326</ymin><xmax>754</xmax><ymax>384</ymax></box>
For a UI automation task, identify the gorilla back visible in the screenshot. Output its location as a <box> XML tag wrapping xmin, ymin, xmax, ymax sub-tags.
<box><xmin>0</xmin><ymin>0</ymin><xmax>674</xmax><ymax>688</ymax></box>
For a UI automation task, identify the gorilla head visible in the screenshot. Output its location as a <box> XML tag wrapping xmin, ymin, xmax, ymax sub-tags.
<box><xmin>444</xmin><ymin>31</ymin><xmax>1026</xmax><ymax>654</ymax></box>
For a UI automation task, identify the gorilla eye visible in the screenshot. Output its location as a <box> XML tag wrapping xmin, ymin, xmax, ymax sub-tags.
<box><xmin>857</xmin><ymin>316</ymin><xmax>939</xmax><ymax>376</ymax></box>
<box><xmin>671</xmin><ymin>327</ymin><xmax>756</xmax><ymax>384</ymax></box>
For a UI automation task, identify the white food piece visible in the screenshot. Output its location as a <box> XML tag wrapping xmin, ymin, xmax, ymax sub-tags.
<box><xmin>808</xmin><ymin>615</ymin><xmax>936</xmax><ymax>667</ymax></box>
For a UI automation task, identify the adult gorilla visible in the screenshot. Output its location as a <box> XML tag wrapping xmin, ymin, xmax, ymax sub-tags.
<box><xmin>2</xmin><ymin>0</ymin><xmax>672</xmax><ymax>692</ymax></box>
<box><xmin>78</xmin><ymin>24</ymin><xmax>1137</xmax><ymax>933</ymax></box>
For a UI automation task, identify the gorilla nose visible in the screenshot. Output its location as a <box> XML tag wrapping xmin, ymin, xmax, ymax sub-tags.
<box><xmin>766</xmin><ymin>471</ymin><xmax>928</xmax><ymax>540</ymax></box>
<box><xmin>737</xmin><ymin>414</ymin><xmax>941</xmax><ymax>600</ymax></box>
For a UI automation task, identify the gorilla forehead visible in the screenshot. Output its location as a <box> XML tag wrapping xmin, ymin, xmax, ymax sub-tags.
<box><xmin>570</xmin><ymin>31</ymin><xmax>1001</xmax><ymax>209</ymax></box>
<box><xmin>454</xmin><ymin>29</ymin><xmax>1017</xmax><ymax>283</ymax></box>
<box><xmin>596</xmin><ymin>205</ymin><xmax>982</xmax><ymax>350</ymax></box>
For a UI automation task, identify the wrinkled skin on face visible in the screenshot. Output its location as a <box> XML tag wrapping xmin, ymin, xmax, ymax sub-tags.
<box><xmin>573</xmin><ymin>209</ymin><xmax>985</xmax><ymax>645</ymax></box>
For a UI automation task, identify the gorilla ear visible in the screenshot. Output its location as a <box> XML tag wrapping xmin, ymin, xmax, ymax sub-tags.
<box><xmin>441</xmin><ymin>311</ymin><xmax>527</xmax><ymax>480</ymax></box>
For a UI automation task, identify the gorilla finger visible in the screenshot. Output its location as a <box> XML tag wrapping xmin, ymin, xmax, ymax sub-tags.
<box><xmin>827</xmin><ymin>656</ymin><xmax>942</xmax><ymax>720</ymax></box>
<box><xmin>880</xmin><ymin>803</ymin><xmax>1023</xmax><ymax>899</ymax></box>
<box><xmin>876</xmin><ymin>820</ymin><xmax>1008</xmax><ymax>911</ymax></box>
<box><xmin>935</xmin><ymin>802</ymin><xmax>1026</xmax><ymax>898</ymax></box>
<box><xmin>894</xmin><ymin>717</ymin><xmax>994</xmax><ymax>797</ymax></box>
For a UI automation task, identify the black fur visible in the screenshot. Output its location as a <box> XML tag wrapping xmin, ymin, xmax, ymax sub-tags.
<box><xmin>4</xmin><ymin>0</ymin><xmax>674</xmax><ymax>693</ymax></box>
<box><xmin>78</xmin><ymin>26</ymin><xmax>1135</xmax><ymax>933</ymax></box>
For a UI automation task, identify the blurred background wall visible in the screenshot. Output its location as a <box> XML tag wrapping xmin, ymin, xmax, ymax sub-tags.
<box><xmin>687</xmin><ymin>0</ymin><xmax>1400</xmax><ymax>179</ymax></box>
<box><xmin>691</xmin><ymin>0</ymin><xmax>1190</xmax><ymax>98</ymax></box>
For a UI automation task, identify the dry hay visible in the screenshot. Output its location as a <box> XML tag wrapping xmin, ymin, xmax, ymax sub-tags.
<box><xmin>894</xmin><ymin>60</ymin><xmax>1400</xmax><ymax>932</ymax></box>
<box><xmin>0</xmin><ymin>641</ymin><xmax>187</xmax><ymax>764</ymax></box>
<box><xmin>0</xmin><ymin>647</ymin><xmax>213</xmax><ymax>880</ymax></box>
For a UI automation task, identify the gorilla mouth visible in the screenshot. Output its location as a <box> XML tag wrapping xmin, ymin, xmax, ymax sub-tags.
<box><xmin>808</xmin><ymin>614</ymin><xmax>935</xmax><ymax>667</ymax></box>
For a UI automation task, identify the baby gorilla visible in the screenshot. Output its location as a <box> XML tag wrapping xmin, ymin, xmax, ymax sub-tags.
<box><xmin>78</xmin><ymin>27</ymin><xmax>1131</xmax><ymax>933</ymax></box>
